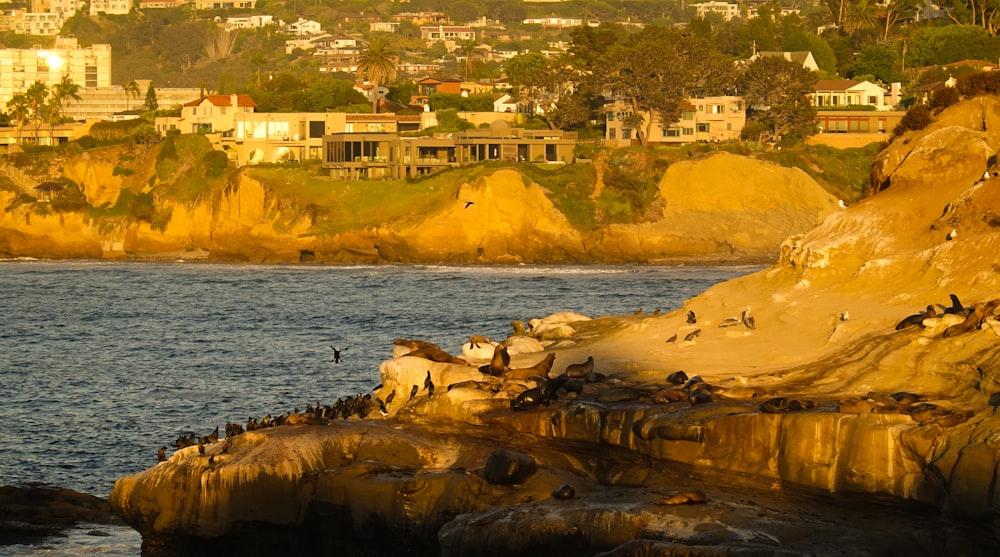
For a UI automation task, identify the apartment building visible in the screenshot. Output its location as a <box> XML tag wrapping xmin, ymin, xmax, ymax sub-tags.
<box><xmin>0</xmin><ymin>36</ymin><xmax>112</xmax><ymax>106</ymax></box>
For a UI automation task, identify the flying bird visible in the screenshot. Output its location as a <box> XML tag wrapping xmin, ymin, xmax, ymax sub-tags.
<box><xmin>464</xmin><ymin>201</ymin><xmax>475</xmax><ymax>209</ymax></box>
<box><xmin>330</xmin><ymin>346</ymin><xmax>345</xmax><ymax>363</ymax></box>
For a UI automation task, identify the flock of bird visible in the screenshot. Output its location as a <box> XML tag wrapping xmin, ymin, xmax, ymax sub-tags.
<box><xmin>157</xmin><ymin>296</ymin><xmax>997</xmax><ymax>463</ymax></box>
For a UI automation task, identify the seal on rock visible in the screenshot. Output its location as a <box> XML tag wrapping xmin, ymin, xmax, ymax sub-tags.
<box><xmin>562</xmin><ymin>356</ymin><xmax>594</xmax><ymax>378</ymax></box>
<box><xmin>505</xmin><ymin>352</ymin><xmax>556</xmax><ymax>381</ymax></box>
<box><xmin>478</xmin><ymin>344</ymin><xmax>510</xmax><ymax>377</ymax></box>
<box><xmin>552</xmin><ymin>484</ymin><xmax>575</xmax><ymax>500</ymax></box>
<box><xmin>666</xmin><ymin>370</ymin><xmax>689</xmax><ymax>385</ymax></box>
<box><xmin>655</xmin><ymin>490</ymin><xmax>707</xmax><ymax>505</ymax></box>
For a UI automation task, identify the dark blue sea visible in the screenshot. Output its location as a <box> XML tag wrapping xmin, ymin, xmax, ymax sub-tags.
<box><xmin>0</xmin><ymin>260</ymin><xmax>752</xmax><ymax>555</ymax></box>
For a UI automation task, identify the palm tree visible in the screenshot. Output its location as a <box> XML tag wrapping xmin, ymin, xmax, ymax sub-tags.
<box><xmin>251</xmin><ymin>53</ymin><xmax>267</xmax><ymax>88</ymax></box>
<box><xmin>52</xmin><ymin>74</ymin><xmax>81</xmax><ymax>125</ymax></box>
<box><xmin>24</xmin><ymin>81</ymin><xmax>49</xmax><ymax>142</ymax></box>
<box><xmin>6</xmin><ymin>93</ymin><xmax>31</xmax><ymax>144</ymax></box>
<box><xmin>122</xmin><ymin>80</ymin><xmax>140</xmax><ymax>111</ymax></box>
<box><xmin>356</xmin><ymin>37</ymin><xmax>397</xmax><ymax>113</ymax></box>
<box><xmin>459</xmin><ymin>38</ymin><xmax>482</xmax><ymax>82</ymax></box>
<box><xmin>843</xmin><ymin>0</ymin><xmax>878</xmax><ymax>35</ymax></box>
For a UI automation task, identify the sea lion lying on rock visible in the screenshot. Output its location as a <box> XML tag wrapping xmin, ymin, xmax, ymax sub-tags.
<box><xmin>484</xmin><ymin>449</ymin><xmax>537</xmax><ymax>485</ymax></box>
<box><xmin>505</xmin><ymin>352</ymin><xmax>555</xmax><ymax>381</ymax></box>
<box><xmin>759</xmin><ymin>397</ymin><xmax>817</xmax><ymax>414</ymax></box>
<box><xmin>404</xmin><ymin>347</ymin><xmax>469</xmax><ymax>365</ymax></box>
<box><xmin>654</xmin><ymin>490</ymin><xmax>708</xmax><ymax>505</ymax></box>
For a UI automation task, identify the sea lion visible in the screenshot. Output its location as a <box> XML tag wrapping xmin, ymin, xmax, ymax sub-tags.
<box><xmin>511</xmin><ymin>386</ymin><xmax>547</xmax><ymax>410</ymax></box>
<box><xmin>943</xmin><ymin>303</ymin><xmax>987</xmax><ymax>338</ymax></box>
<box><xmin>479</xmin><ymin>344</ymin><xmax>510</xmax><ymax>377</ymax></box>
<box><xmin>895</xmin><ymin>305</ymin><xmax>937</xmax><ymax>330</ymax></box>
<box><xmin>760</xmin><ymin>397</ymin><xmax>815</xmax><ymax>413</ymax></box>
<box><xmin>406</xmin><ymin>347</ymin><xmax>469</xmax><ymax>365</ymax></box>
<box><xmin>562</xmin><ymin>356</ymin><xmax>594</xmax><ymax>378</ymax></box>
<box><xmin>468</xmin><ymin>334</ymin><xmax>491</xmax><ymax>348</ymax></box>
<box><xmin>584</xmin><ymin>372</ymin><xmax>606</xmax><ymax>383</ymax></box>
<box><xmin>943</xmin><ymin>294</ymin><xmax>968</xmax><ymax>316</ymax></box>
<box><xmin>394</xmin><ymin>338</ymin><xmax>438</xmax><ymax>350</ymax></box>
<box><xmin>909</xmin><ymin>403</ymin><xmax>950</xmax><ymax>422</ymax></box>
<box><xmin>652</xmin><ymin>388</ymin><xmax>687</xmax><ymax>404</ymax></box>
<box><xmin>688</xmin><ymin>389</ymin><xmax>714</xmax><ymax>405</ymax></box>
<box><xmin>505</xmin><ymin>352</ymin><xmax>556</xmax><ymax>381</ymax></box>
<box><xmin>891</xmin><ymin>391</ymin><xmax>924</xmax><ymax>405</ymax></box>
<box><xmin>666</xmin><ymin>370</ymin><xmax>689</xmax><ymax>385</ymax></box>
<box><xmin>552</xmin><ymin>484</ymin><xmax>576</xmax><ymax>500</ymax></box>
<box><xmin>655</xmin><ymin>490</ymin><xmax>707</xmax><ymax>505</ymax></box>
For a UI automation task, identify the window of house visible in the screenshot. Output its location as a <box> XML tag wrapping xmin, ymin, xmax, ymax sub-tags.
<box><xmin>832</xmin><ymin>97</ymin><xmax>839</xmax><ymax>106</ymax></box>
<box><xmin>683</xmin><ymin>127</ymin><xmax>694</xmax><ymax>135</ymax></box>
<box><xmin>665</xmin><ymin>128</ymin><xmax>681</xmax><ymax>137</ymax></box>
<box><xmin>868</xmin><ymin>95</ymin><xmax>877</xmax><ymax>105</ymax></box>
<box><xmin>697</xmin><ymin>123</ymin><xmax>710</xmax><ymax>133</ymax></box>
<box><xmin>726</xmin><ymin>123</ymin><xmax>732</xmax><ymax>131</ymax></box>
<box><xmin>609</xmin><ymin>128</ymin><xmax>616</xmax><ymax>139</ymax></box>
<box><xmin>607</xmin><ymin>112</ymin><xmax>615</xmax><ymax>122</ymax></box>
<box><xmin>710</xmin><ymin>105</ymin><xmax>724</xmax><ymax>114</ymax></box>
<box><xmin>682</xmin><ymin>111</ymin><xmax>694</xmax><ymax>120</ymax></box>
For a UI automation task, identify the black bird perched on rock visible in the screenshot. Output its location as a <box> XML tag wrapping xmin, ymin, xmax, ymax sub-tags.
<box><xmin>686</xmin><ymin>310</ymin><xmax>697</xmax><ymax>324</ymax></box>
<box><xmin>157</xmin><ymin>446</ymin><xmax>167</xmax><ymax>462</ymax></box>
<box><xmin>683</xmin><ymin>329</ymin><xmax>701</xmax><ymax>342</ymax></box>
<box><xmin>665</xmin><ymin>334</ymin><xmax>677</xmax><ymax>343</ymax></box>
<box><xmin>410</xmin><ymin>384</ymin><xmax>419</xmax><ymax>399</ymax></box>
<box><xmin>425</xmin><ymin>370</ymin><xmax>435</xmax><ymax>397</ymax></box>
<box><xmin>385</xmin><ymin>390</ymin><xmax>396</xmax><ymax>405</ymax></box>
<box><xmin>330</xmin><ymin>346</ymin><xmax>345</xmax><ymax>363</ymax></box>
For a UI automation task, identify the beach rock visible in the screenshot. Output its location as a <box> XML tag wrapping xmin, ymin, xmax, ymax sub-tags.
<box><xmin>0</xmin><ymin>484</ymin><xmax>119</xmax><ymax>545</ymax></box>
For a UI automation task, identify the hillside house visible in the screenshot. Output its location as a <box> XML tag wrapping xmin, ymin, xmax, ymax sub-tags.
<box><xmin>420</xmin><ymin>25</ymin><xmax>475</xmax><ymax>43</ymax></box>
<box><xmin>811</xmin><ymin>80</ymin><xmax>890</xmax><ymax>110</ymax></box>
<box><xmin>287</xmin><ymin>18</ymin><xmax>322</xmax><ymax>35</ymax></box>
<box><xmin>751</xmin><ymin>50</ymin><xmax>818</xmax><ymax>71</ymax></box>
<box><xmin>604</xmin><ymin>97</ymin><xmax>746</xmax><ymax>146</ymax></box>
<box><xmin>322</xmin><ymin>120</ymin><xmax>576</xmax><ymax>180</ymax></box>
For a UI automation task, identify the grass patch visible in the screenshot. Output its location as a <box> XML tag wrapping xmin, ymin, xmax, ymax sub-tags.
<box><xmin>248</xmin><ymin>162</ymin><xmax>460</xmax><ymax>235</ymax></box>
<box><xmin>758</xmin><ymin>143</ymin><xmax>883</xmax><ymax>202</ymax></box>
<box><xmin>516</xmin><ymin>161</ymin><xmax>598</xmax><ymax>231</ymax></box>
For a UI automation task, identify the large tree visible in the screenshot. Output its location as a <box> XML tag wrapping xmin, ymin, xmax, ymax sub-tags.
<box><xmin>356</xmin><ymin>38</ymin><xmax>397</xmax><ymax>113</ymax></box>
<box><xmin>737</xmin><ymin>56</ymin><xmax>819</xmax><ymax>143</ymax></box>
<box><xmin>578</xmin><ymin>25</ymin><xmax>733</xmax><ymax>145</ymax></box>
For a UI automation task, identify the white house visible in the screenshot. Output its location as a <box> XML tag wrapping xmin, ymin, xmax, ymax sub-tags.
<box><xmin>493</xmin><ymin>93</ymin><xmax>518</xmax><ymax>113</ymax></box>
<box><xmin>287</xmin><ymin>18</ymin><xmax>322</xmax><ymax>36</ymax></box>
<box><xmin>225</xmin><ymin>15</ymin><xmax>276</xmax><ymax>30</ymax></box>
<box><xmin>752</xmin><ymin>51</ymin><xmax>819</xmax><ymax>72</ymax></box>
<box><xmin>811</xmin><ymin>80</ymin><xmax>890</xmax><ymax>111</ymax></box>
<box><xmin>692</xmin><ymin>1</ymin><xmax>741</xmax><ymax>21</ymax></box>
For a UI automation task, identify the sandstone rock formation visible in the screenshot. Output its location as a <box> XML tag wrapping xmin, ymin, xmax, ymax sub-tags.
<box><xmin>110</xmin><ymin>99</ymin><xmax>1000</xmax><ymax>554</ymax></box>
<box><xmin>0</xmin><ymin>153</ymin><xmax>837</xmax><ymax>264</ymax></box>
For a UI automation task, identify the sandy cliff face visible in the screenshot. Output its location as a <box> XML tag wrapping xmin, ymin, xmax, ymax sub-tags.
<box><xmin>0</xmin><ymin>152</ymin><xmax>839</xmax><ymax>263</ymax></box>
<box><xmin>594</xmin><ymin>153</ymin><xmax>839</xmax><ymax>261</ymax></box>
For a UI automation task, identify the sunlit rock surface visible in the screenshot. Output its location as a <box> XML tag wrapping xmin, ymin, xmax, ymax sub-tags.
<box><xmin>112</xmin><ymin>99</ymin><xmax>1000</xmax><ymax>554</ymax></box>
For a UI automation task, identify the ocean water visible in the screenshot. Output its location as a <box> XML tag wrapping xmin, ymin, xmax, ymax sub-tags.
<box><xmin>0</xmin><ymin>260</ymin><xmax>752</xmax><ymax>556</ymax></box>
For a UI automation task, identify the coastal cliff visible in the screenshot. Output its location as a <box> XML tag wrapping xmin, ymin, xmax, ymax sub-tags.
<box><xmin>110</xmin><ymin>99</ymin><xmax>1000</xmax><ymax>555</ymax></box>
<box><xmin>0</xmin><ymin>147</ymin><xmax>838</xmax><ymax>264</ymax></box>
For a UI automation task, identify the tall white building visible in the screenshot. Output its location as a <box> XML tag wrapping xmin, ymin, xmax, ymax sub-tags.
<box><xmin>0</xmin><ymin>36</ymin><xmax>112</xmax><ymax>106</ymax></box>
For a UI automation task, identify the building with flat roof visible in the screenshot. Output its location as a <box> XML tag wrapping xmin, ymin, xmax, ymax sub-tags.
<box><xmin>323</xmin><ymin>120</ymin><xmax>576</xmax><ymax>180</ymax></box>
<box><xmin>0</xmin><ymin>36</ymin><xmax>112</xmax><ymax>107</ymax></box>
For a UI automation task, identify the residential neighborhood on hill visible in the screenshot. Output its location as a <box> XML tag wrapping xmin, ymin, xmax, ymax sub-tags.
<box><xmin>0</xmin><ymin>0</ymin><xmax>996</xmax><ymax>172</ymax></box>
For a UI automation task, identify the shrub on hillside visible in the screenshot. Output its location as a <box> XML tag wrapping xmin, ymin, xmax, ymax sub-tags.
<box><xmin>893</xmin><ymin>104</ymin><xmax>933</xmax><ymax>136</ymax></box>
<box><xmin>928</xmin><ymin>87</ymin><xmax>961</xmax><ymax>112</ymax></box>
<box><xmin>956</xmin><ymin>71</ymin><xmax>1000</xmax><ymax>97</ymax></box>
<box><xmin>49</xmin><ymin>180</ymin><xmax>90</xmax><ymax>213</ymax></box>
<box><xmin>204</xmin><ymin>150</ymin><xmax>229</xmax><ymax>177</ymax></box>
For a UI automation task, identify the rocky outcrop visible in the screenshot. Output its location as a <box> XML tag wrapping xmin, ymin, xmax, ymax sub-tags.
<box><xmin>0</xmin><ymin>485</ymin><xmax>120</xmax><ymax>545</ymax></box>
<box><xmin>0</xmin><ymin>152</ymin><xmax>838</xmax><ymax>263</ymax></box>
<box><xmin>110</xmin><ymin>99</ymin><xmax>1000</xmax><ymax>553</ymax></box>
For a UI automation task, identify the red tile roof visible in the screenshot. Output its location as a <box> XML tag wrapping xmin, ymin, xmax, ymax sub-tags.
<box><xmin>183</xmin><ymin>94</ymin><xmax>258</xmax><ymax>108</ymax></box>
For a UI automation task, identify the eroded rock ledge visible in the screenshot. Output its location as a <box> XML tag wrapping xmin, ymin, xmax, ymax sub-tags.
<box><xmin>112</xmin><ymin>99</ymin><xmax>1000</xmax><ymax>555</ymax></box>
